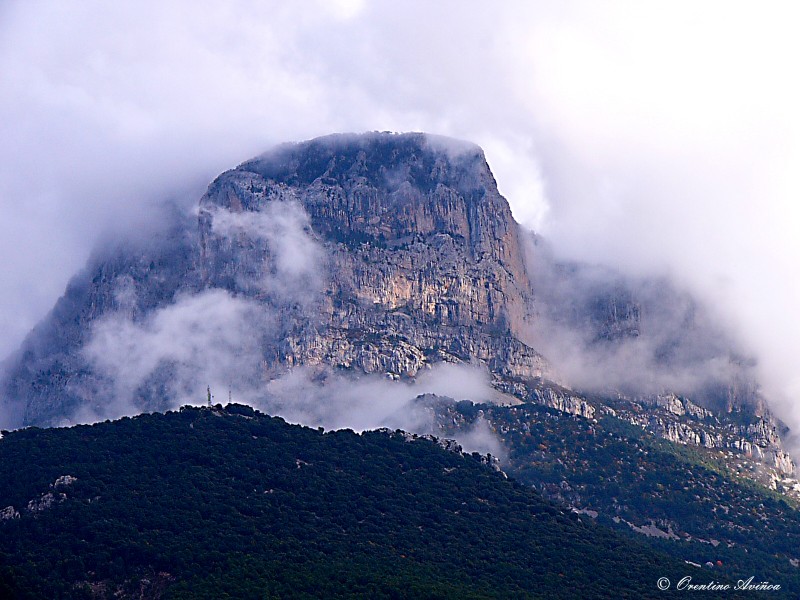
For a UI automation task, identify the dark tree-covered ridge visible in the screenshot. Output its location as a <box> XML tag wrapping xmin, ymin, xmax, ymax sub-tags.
<box><xmin>0</xmin><ymin>404</ymin><xmax>716</xmax><ymax>599</ymax></box>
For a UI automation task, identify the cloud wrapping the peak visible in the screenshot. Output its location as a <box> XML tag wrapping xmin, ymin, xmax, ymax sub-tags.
<box><xmin>2</xmin><ymin>1</ymin><xmax>800</xmax><ymax>433</ymax></box>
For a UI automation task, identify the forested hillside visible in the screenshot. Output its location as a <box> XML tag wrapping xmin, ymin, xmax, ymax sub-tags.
<box><xmin>0</xmin><ymin>404</ymin><xmax>699</xmax><ymax>599</ymax></box>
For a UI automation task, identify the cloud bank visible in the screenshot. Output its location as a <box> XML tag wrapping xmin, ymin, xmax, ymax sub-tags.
<box><xmin>205</xmin><ymin>201</ymin><xmax>324</xmax><ymax>302</ymax></box>
<box><xmin>79</xmin><ymin>284</ymin><xmax>504</xmax><ymax>454</ymax></box>
<box><xmin>525</xmin><ymin>240</ymin><xmax>757</xmax><ymax>413</ymax></box>
<box><xmin>2</xmin><ymin>1</ymin><xmax>800</xmax><ymax>432</ymax></box>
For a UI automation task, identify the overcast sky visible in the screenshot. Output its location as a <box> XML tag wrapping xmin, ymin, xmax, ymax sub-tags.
<box><xmin>2</xmin><ymin>1</ymin><xmax>800</xmax><ymax>428</ymax></box>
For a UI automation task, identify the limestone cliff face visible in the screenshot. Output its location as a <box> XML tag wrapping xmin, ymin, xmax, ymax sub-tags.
<box><xmin>198</xmin><ymin>133</ymin><xmax>547</xmax><ymax>382</ymax></box>
<box><xmin>0</xmin><ymin>133</ymin><xmax>554</xmax><ymax>429</ymax></box>
<box><xmin>1</xmin><ymin>131</ymin><xmax>793</xmax><ymax>492</ymax></box>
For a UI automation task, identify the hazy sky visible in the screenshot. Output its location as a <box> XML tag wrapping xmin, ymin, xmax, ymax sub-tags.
<box><xmin>2</xmin><ymin>2</ymin><xmax>800</xmax><ymax>427</ymax></box>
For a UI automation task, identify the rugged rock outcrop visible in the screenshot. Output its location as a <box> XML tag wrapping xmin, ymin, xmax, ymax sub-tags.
<box><xmin>0</xmin><ymin>133</ymin><xmax>550</xmax><ymax>427</ymax></box>
<box><xmin>605</xmin><ymin>391</ymin><xmax>796</xmax><ymax>482</ymax></box>
<box><xmin>198</xmin><ymin>133</ymin><xmax>547</xmax><ymax>382</ymax></box>
<box><xmin>0</xmin><ymin>131</ymin><xmax>793</xmax><ymax>484</ymax></box>
<box><xmin>0</xmin><ymin>506</ymin><xmax>19</xmax><ymax>521</ymax></box>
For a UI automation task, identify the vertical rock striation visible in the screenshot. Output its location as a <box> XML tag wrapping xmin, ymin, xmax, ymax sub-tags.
<box><xmin>1</xmin><ymin>133</ymin><xmax>550</xmax><ymax>427</ymax></box>
<box><xmin>198</xmin><ymin>132</ymin><xmax>548</xmax><ymax>382</ymax></box>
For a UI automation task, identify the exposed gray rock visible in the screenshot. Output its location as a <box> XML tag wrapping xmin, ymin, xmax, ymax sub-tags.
<box><xmin>743</xmin><ymin>419</ymin><xmax>781</xmax><ymax>447</ymax></box>
<box><xmin>773</xmin><ymin>450</ymin><xmax>795</xmax><ymax>475</ymax></box>
<box><xmin>571</xmin><ymin>507</ymin><xmax>599</xmax><ymax>518</ymax></box>
<box><xmin>529</xmin><ymin>387</ymin><xmax>594</xmax><ymax>419</ymax></box>
<box><xmin>478</xmin><ymin>453</ymin><xmax>506</xmax><ymax>475</ymax></box>
<box><xmin>0</xmin><ymin>506</ymin><xmax>19</xmax><ymax>521</ymax></box>
<box><xmin>495</xmin><ymin>379</ymin><xmax>595</xmax><ymax>418</ymax></box>
<box><xmin>640</xmin><ymin>393</ymin><xmax>713</xmax><ymax>420</ymax></box>
<box><xmin>27</xmin><ymin>491</ymin><xmax>65</xmax><ymax>513</ymax></box>
<box><xmin>198</xmin><ymin>133</ymin><xmax>549</xmax><ymax>385</ymax></box>
<box><xmin>611</xmin><ymin>392</ymin><xmax>795</xmax><ymax>482</ymax></box>
<box><xmin>54</xmin><ymin>475</ymin><xmax>77</xmax><ymax>488</ymax></box>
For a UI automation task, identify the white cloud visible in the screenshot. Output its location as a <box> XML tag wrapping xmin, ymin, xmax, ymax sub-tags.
<box><xmin>2</xmin><ymin>1</ymin><xmax>800</xmax><ymax>434</ymax></box>
<box><xmin>255</xmin><ymin>362</ymin><xmax>505</xmax><ymax>454</ymax></box>
<box><xmin>78</xmin><ymin>301</ymin><xmax>509</xmax><ymax>450</ymax></box>
<box><xmin>77</xmin><ymin>289</ymin><xmax>271</xmax><ymax>422</ymax></box>
<box><xmin>206</xmin><ymin>201</ymin><xmax>324</xmax><ymax>301</ymax></box>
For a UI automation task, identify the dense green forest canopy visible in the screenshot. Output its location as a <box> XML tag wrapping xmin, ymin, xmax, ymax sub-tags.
<box><xmin>0</xmin><ymin>404</ymin><xmax>707</xmax><ymax>599</ymax></box>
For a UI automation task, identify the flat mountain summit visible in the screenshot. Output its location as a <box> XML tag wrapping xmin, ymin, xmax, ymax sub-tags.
<box><xmin>0</xmin><ymin>131</ymin><xmax>794</xmax><ymax>488</ymax></box>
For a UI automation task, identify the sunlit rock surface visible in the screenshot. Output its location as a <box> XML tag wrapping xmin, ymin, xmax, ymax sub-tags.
<box><xmin>0</xmin><ymin>132</ymin><xmax>794</xmax><ymax>483</ymax></box>
<box><xmin>199</xmin><ymin>132</ymin><xmax>547</xmax><ymax>382</ymax></box>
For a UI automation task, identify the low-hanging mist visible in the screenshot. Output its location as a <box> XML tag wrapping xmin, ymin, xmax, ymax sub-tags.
<box><xmin>80</xmin><ymin>284</ymin><xmax>505</xmax><ymax>456</ymax></box>
<box><xmin>38</xmin><ymin>194</ymin><xmax>507</xmax><ymax>458</ymax></box>
<box><xmin>524</xmin><ymin>236</ymin><xmax>762</xmax><ymax>416</ymax></box>
<box><xmin>3</xmin><ymin>2</ymin><xmax>800</xmax><ymax>436</ymax></box>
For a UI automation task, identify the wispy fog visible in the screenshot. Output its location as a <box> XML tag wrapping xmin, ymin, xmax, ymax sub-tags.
<box><xmin>255</xmin><ymin>363</ymin><xmax>507</xmax><ymax>457</ymax></box>
<box><xmin>255</xmin><ymin>363</ymin><xmax>496</xmax><ymax>433</ymax></box>
<box><xmin>525</xmin><ymin>237</ymin><xmax>755</xmax><ymax>411</ymax></box>
<box><xmin>81</xmin><ymin>285</ymin><xmax>505</xmax><ymax>450</ymax></box>
<box><xmin>76</xmin><ymin>289</ymin><xmax>271</xmax><ymax>423</ymax></box>
<box><xmin>2</xmin><ymin>2</ymin><xmax>799</xmax><ymax>433</ymax></box>
<box><xmin>204</xmin><ymin>201</ymin><xmax>324</xmax><ymax>302</ymax></box>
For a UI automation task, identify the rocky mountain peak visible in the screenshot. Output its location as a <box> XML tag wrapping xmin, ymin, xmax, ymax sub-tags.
<box><xmin>198</xmin><ymin>132</ymin><xmax>543</xmax><ymax>380</ymax></box>
<box><xmin>1</xmin><ymin>132</ymin><xmax>793</xmax><ymax>488</ymax></box>
<box><xmin>242</xmin><ymin>132</ymin><xmax>488</xmax><ymax>192</ymax></box>
<box><xmin>1</xmin><ymin>133</ymin><xmax>547</xmax><ymax>428</ymax></box>
<box><xmin>203</xmin><ymin>132</ymin><xmax>527</xmax><ymax>288</ymax></box>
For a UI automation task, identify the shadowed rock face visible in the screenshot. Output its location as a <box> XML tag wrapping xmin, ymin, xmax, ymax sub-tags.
<box><xmin>1</xmin><ymin>133</ymin><xmax>549</xmax><ymax>427</ymax></box>
<box><xmin>0</xmin><ymin>208</ymin><xmax>199</xmax><ymax>428</ymax></box>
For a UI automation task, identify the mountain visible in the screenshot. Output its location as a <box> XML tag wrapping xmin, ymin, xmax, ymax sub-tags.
<box><xmin>1</xmin><ymin>132</ymin><xmax>549</xmax><ymax>428</ymax></box>
<box><xmin>1</xmin><ymin>132</ymin><xmax>791</xmax><ymax>473</ymax></box>
<box><xmin>0</xmin><ymin>404</ymin><xmax>693</xmax><ymax>599</ymax></box>
<box><xmin>1</xmin><ymin>132</ymin><xmax>799</xmax><ymax>590</ymax></box>
<box><xmin>199</xmin><ymin>133</ymin><xmax>546</xmax><ymax>382</ymax></box>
